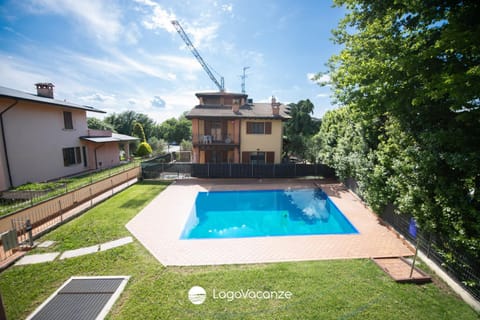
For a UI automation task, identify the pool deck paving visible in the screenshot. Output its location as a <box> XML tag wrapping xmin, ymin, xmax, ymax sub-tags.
<box><xmin>126</xmin><ymin>179</ymin><xmax>414</xmax><ymax>266</ymax></box>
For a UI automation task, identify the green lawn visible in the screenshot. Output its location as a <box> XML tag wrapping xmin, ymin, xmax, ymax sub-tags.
<box><xmin>0</xmin><ymin>162</ymin><xmax>139</xmax><ymax>217</ymax></box>
<box><xmin>0</xmin><ymin>181</ymin><xmax>477</xmax><ymax>319</ymax></box>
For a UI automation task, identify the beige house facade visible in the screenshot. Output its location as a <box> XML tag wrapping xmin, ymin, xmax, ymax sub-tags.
<box><xmin>0</xmin><ymin>83</ymin><xmax>137</xmax><ymax>191</ymax></box>
<box><xmin>187</xmin><ymin>92</ymin><xmax>290</xmax><ymax>164</ymax></box>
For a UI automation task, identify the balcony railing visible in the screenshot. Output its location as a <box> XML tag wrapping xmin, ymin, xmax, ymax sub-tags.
<box><xmin>193</xmin><ymin>134</ymin><xmax>238</xmax><ymax>145</ymax></box>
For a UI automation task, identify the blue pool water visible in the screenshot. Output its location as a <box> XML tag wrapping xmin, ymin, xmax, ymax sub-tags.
<box><xmin>180</xmin><ymin>189</ymin><xmax>358</xmax><ymax>239</ymax></box>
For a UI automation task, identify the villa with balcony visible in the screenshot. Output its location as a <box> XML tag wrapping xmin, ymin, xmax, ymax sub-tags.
<box><xmin>186</xmin><ymin>92</ymin><xmax>291</xmax><ymax>164</ymax></box>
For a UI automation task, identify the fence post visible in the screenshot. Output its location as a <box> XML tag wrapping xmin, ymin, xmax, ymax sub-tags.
<box><xmin>59</xmin><ymin>200</ymin><xmax>63</xmax><ymax>222</ymax></box>
<box><xmin>90</xmin><ymin>187</ymin><xmax>93</xmax><ymax>207</ymax></box>
<box><xmin>25</xmin><ymin>219</ymin><xmax>33</xmax><ymax>247</ymax></box>
<box><xmin>427</xmin><ymin>233</ymin><xmax>432</xmax><ymax>258</ymax></box>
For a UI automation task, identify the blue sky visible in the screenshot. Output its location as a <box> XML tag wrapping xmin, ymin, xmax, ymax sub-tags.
<box><xmin>0</xmin><ymin>0</ymin><xmax>345</xmax><ymax>123</ymax></box>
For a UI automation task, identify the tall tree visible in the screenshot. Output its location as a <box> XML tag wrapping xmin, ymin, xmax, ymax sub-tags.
<box><xmin>318</xmin><ymin>0</ymin><xmax>480</xmax><ymax>258</ymax></box>
<box><xmin>132</xmin><ymin>121</ymin><xmax>147</xmax><ymax>142</ymax></box>
<box><xmin>104</xmin><ymin>111</ymin><xmax>156</xmax><ymax>141</ymax></box>
<box><xmin>157</xmin><ymin>113</ymin><xmax>191</xmax><ymax>144</ymax></box>
<box><xmin>87</xmin><ymin>117</ymin><xmax>115</xmax><ymax>131</ymax></box>
<box><xmin>284</xmin><ymin>99</ymin><xmax>320</xmax><ymax>160</ymax></box>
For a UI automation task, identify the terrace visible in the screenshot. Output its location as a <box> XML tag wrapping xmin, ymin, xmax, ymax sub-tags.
<box><xmin>127</xmin><ymin>179</ymin><xmax>413</xmax><ymax>266</ymax></box>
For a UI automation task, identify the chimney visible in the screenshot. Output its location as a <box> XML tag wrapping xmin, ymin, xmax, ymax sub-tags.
<box><xmin>271</xmin><ymin>96</ymin><xmax>280</xmax><ymax>116</ymax></box>
<box><xmin>35</xmin><ymin>83</ymin><xmax>55</xmax><ymax>98</ymax></box>
<box><xmin>232</xmin><ymin>98</ymin><xmax>240</xmax><ymax>113</ymax></box>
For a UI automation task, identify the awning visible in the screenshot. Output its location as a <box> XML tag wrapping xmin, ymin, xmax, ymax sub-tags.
<box><xmin>80</xmin><ymin>133</ymin><xmax>139</xmax><ymax>143</ymax></box>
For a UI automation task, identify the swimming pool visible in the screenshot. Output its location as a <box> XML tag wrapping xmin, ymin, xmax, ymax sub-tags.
<box><xmin>180</xmin><ymin>189</ymin><xmax>358</xmax><ymax>239</ymax></box>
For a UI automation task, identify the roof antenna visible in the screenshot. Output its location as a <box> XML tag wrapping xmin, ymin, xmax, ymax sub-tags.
<box><xmin>241</xmin><ymin>66</ymin><xmax>250</xmax><ymax>93</ymax></box>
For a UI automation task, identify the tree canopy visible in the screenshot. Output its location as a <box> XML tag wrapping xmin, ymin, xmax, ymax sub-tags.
<box><xmin>86</xmin><ymin>117</ymin><xmax>115</xmax><ymax>132</ymax></box>
<box><xmin>157</xmin><ymin>113</ymin><xmax>192</xmax><ymax>144</ymax></box>
<box><xmin>97</xmin><ymin>111</ymin><xmax>192</xmax><ymax>144</ymax></box>
<box><xmin>284</xmin><ymin>99</ymin><xmax>320</xmax><ymax>161</ymax></box>
<box><xmin>104</xmin><ymin>111</ymin><xmax>156</xmax><ymax>141</ymax></box>
<box><xmin>314</xmin><ymin>0</ymin><xmax>480</xmax><ymax>259</ymax></box>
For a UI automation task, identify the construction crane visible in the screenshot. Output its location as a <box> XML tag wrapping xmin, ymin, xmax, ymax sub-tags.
<box><xmin>171</xmin><ymin>20</ymin><xmax>225</xmax><ymax>92</ymax></box>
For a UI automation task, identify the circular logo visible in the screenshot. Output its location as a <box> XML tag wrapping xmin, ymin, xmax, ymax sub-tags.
<box><xmin>188</xmin><ymin>286</ymin><xmax>206</xmax><ymax>305</ymax></box>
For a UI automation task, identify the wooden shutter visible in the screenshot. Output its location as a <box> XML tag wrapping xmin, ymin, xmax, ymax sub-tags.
<box><xmin>222</xmin><ymin>121</ymin><xmax>228</xmax><ymax>139</ymax></box>
<box><xmin>63</xmin><ymin>111</ymin><xmax>73</xmax><ymax>129</ymax></box>
<box><xmin>242</xmin><ymin>152</ymin><xmax>250</xmax><ymax>164</ymax></box>
<box><xmin>205</xmin><ymin>150</ymin><xmax>211</xmax><ymax>163</ymax></box>
<box><xmin>204</xmin><ymin>120</ymin><xmax>212</xmax><ymax>136</ymax></box>
<box><xmin>246</xmin><ymin>122</ymin><xmax>253</xmax><ymax>134</ymax></box>
<box><xmin>265</xmin><ymin>122</ymin><xmax>272</xmax><ymax>134</ymax></box>
<box><xmin>266</xmin><ymin>152</ymin><xmax>275</xmax><ymax>164</ymax></box>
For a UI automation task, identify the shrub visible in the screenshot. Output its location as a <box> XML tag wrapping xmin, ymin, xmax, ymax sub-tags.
<box><xmin>136</xmin><ymin>142</ymin><xmax>152</xmax><ymax>157</ymax></box>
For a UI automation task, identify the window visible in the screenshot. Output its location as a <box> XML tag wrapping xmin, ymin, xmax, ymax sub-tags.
<box><xmin>203</xmin><ymin>97</ymin><xmax>221</xmax><ymax>105</ymax></box>
<box><xmin>63</xmin><ymin>147</ymin><xmax>81</xmax><ymax>166</ymax></box>
<box><xmin>250</xmin><ymin>152</ymin><xmax>265</xmax><ymax>164</ymax></box>
<box><xmin>205</xmin><ymin>120</ymin><xmax>227</xmax><ymax>142</ymax></box>
<box><xmin>82</xmin><ymin>146</ymin><xmax>88</xmax><ymax>167</ymax></box>
<box><xmin>63</xmin><ymin>111</ymin><xmax>73</xmax><ymax>129</ymax></box>
<box><xmin>242</xmin><ymin>151</ymin><xmax>275</xmax><ymax>164</ymax></box>
<box><xmin>246</xmin><ymin>122</ymin><xmax>272</xmax><ymax>134</ymax></box>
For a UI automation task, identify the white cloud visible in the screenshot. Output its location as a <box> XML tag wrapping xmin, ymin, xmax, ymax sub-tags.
<box><xmin>28</xmin><ymin>0</ymin><xmax>123</xmax><ymax>42</ymax></box>
<box><xmin>317</xmin><ymin>74</ymin><xmax>331</xmax><ymax>83</ymax></box>
<box><xmin>125</xmin><ymin>22</ymin><xmax>142</xmax><ymax>45</ymax></box>
<box><xmin>307</xmin><ymin>72</ymin><xmax>331</xmax><ymax>85</ymax></box>
<box><xmin>0</xmin><ymin>53</ymin><xmax>94</xmax><ymax>97</ymax></box>
<box><xmin>134</xmin><ymin>0</ymin><xmax>219</xmax><ymax>49</ymax></box>
<box><xmin>79</xmin><ymin>93</ymin><xmax>116</xmax><ymax>103</ymax></box>
<box><xmin>151</xmin><ymin>96</ymin><xmax>166</xmax><ymax>108</ymax></box>
<box><xmin>186</xmin><ymin>23</ymin><xmax>219</xmax><ymax>49</ymax></box>
<box><xmin>76</xmin><ymin>49</ymin><xmax>175</xmax><ymax>81</ymax></box>
<box><xmin>135</xmin><ymin>0</ymin><xmax>177</xmax><ymax>33</ymax></box>
<box><xmin>154</xmin><ymin>55</ymin><xmax>201</xmax><ymax>71</ymax></box>
<box><xmin>316</xmin><ymin>93</ymin><xmax>330</xmax><ymax>98</ymax></box>
<box><xmin>222</xmin><ymin>4</ymin><xmax>233</xmax><ymax>12</ymax></box>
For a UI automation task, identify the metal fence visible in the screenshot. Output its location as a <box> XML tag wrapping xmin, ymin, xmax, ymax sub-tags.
<box><xmin>345</xmin><ymin>178</ymin><xmax>479</xmax><ymax>301</ymax></box>
<box><xmin>0</xmin><ymin>166</ymin><xmax>141</xmax><ymax>262</ymax></box>
<box><xmin>142</xmin><ymin>162</ymin><xmax>336</xmax><ymax>179</ymax></box>
<box><xmin>0</xmin><ymin>162</ymin><xmax>140</xmax><ymax>216</ymax></box>
<box><xmin>381</xmin><ymin>205</ymin><xmax>480</xmax><ymax>301</ymax></box>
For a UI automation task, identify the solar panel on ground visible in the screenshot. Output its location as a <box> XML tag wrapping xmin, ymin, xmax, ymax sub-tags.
<box><xmin>27</xmin><ymin>276</ymin><xmax>129</xmax><ymax>320</ymax></box>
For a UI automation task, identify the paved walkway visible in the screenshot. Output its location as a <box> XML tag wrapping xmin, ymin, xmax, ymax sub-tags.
<box><xmin>127</xmin><ymin>179</ymin><xmax>414</xmax><ymax>266</ymax></box>
<box><xmin>14</xmin><ymin>236</ymin><xmax>133</xmax><ymax>266</ymax></box>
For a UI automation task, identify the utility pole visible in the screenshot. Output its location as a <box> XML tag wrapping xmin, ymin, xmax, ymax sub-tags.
<box><xmin>241</xmin><ymin>66</ymin><xmax>250</xmax><ymax>94</ymax></box>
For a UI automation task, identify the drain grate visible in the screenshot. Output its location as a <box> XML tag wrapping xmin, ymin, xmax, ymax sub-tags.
<box><xmin>27</xmin><ymin>276</ymin><xmax>130</xmax><ymax>320</ymax></box>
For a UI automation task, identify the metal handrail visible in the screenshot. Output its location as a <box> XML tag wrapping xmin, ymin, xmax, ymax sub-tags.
<box><xmin>193</xmin><ymin>134</ymin><xmax>236</xmax><ymax>144</ymax></box>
